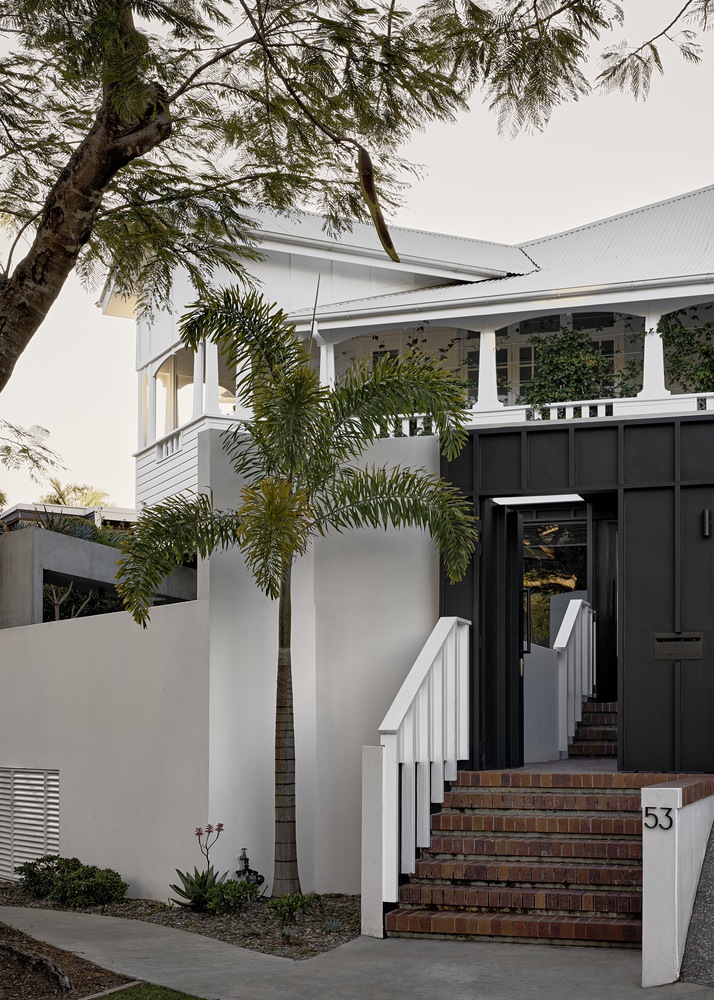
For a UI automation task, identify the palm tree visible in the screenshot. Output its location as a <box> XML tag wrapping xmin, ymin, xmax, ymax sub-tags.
<box><xmin>39</xmin><ymin>478</ymin><xmax>109</xmax><ymax>507</ymax></box>
<box><xmin>116</xmin><ymin>289</ymin><xmax>477</xmax><ymax>897</ymax></box>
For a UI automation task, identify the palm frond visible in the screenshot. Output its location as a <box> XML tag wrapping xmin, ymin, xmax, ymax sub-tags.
<box><xmin>180</xmin><ymin>288</ymin><xmax>308</xmax><ymax>402</ymax></box>
<box><xmin>116</xmin><ymin>491</ymin><xmax>241</xmax><ymax>625</ymax></box>
<box><xmin>330</xmin><ymin>350</ymin><xmax>469</xmax><ymax>460</ymax></box>
<box><xmin>312</xmin><ymin>465</ymin><xmax>477</xmax><ymax>583</ymax></box>
<box><xmin>236</xmin><ymin>478</ymin><xmax>312</xmax><ymax>598</ymax></box>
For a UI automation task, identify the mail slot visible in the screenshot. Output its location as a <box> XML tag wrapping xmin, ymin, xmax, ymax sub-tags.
<box><xmin>654</xmin><ymin>633</ymin><xmax>704</xmax><ymax>660</ymax></box>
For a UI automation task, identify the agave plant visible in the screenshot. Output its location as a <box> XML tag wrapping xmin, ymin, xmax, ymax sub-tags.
<box><xmin>170</xmin><ymin>865</ymin><xmax>226</xmax><ymax>911</ymax></box>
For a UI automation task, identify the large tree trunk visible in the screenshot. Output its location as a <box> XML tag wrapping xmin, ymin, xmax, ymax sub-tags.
<box><xmin>0</xmin><ymin>84</ymin><xmax>171</xmax><ymax>392</ymax></box>
<box><xmin>272</xmin><ymin>560</ymin><xmax>302</xmax><ymax>896</ymax></box>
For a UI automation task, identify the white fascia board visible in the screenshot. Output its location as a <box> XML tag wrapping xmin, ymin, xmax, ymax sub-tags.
<box><xmin>296</xmin><ymin>274</ymin><xmax>714</xmax><ymax>338</ymax></box>
<box><xmin>255</xmin><ymin>231</ymin><xmax>512</xmax><ymax>282</ymax></box>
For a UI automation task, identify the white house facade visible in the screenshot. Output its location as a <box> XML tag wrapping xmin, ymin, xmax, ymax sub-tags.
<box><xmin>3</xmin><ymin>186</ymin><xmax>714</xmax><ymax>979</ymax></box>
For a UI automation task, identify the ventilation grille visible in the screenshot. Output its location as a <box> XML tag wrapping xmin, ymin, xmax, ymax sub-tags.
<box><xmin>0</xmin><ymin>768</ymin><xmax>60</xmax><ymax>880</ymax></box>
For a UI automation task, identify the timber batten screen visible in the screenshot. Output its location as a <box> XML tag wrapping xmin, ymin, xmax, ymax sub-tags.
<box><xmin>0</xmin><ymin>768</ymin><xmax>60</xmax><ymax>880</ymax></box>
<box><xmin>443</xmin><ymin>415</ymin><xmax>714</xmax><ymax>773</ymax></box>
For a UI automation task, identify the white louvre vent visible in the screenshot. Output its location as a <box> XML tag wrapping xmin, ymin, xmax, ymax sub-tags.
<box><xmin>0</xmin><ymin>769</ymin><xmax>60</xmax><ymax>880</ymax></box>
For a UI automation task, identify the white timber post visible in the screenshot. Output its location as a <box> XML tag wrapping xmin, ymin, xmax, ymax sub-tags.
<box><xmin>204</xmin><ymin>341</ymin><xmax>221</xmax><ymax>416</ymax></box>
<box><xmin>472</xmin><ymin>328</ymin><xmax>503</xmax><ymax>411</ymax></box>
<box><xmin>147</xmin><ymin>366</ymin><xmax>157</xmax><ymax>444</ymax></box>
<box><xmin>192</xmin><ymin>341</ymin><xmax>204</xmax><ymax>419</ymax></box>
<box><xmin>313</xmin><ymin>325</ymin><xmax>336</xmax><ymax>388</ymax></box>
<box><xmin>637</xmin><ymin>309</ymin><xmax>670</xmax><ymax>400</ymax></box>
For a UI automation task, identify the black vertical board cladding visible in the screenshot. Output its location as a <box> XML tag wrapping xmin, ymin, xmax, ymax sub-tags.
<box><xmin>624</xmin><ymin>423</ymin><xmax>675</xmax><ymax>484</ymax></box>
<box><xmin>622</xmin><ymin>488</ymin><xmax>675</xmax><ymax>771</ymax></box>
<box><xmin>680</xmin><ymin>486</ymin><xmax>714</xmax><ymax>771</ymax></box>
<box><xmin>478</xmin><ymin>433</ymin><xmax>522</xmax><ymax>494</ymax></box>
<box><xmin>526</xmin><ymin>430</ymin><xmax>570</xmax><ymax>492</ymax></box>
<box><xmin>440</xmin><ymin>447</ymin><xmax>477</xmax><ymax>765</ymax></box>
<box><xmin>444</xmin><ymin>416</ymin><xmax>714</xmax><ymax>773</ymax></box>
<box><xmin>575</xmin><ymin>427</ymin><xmax>619</xmax><ymax>489</ymax></box>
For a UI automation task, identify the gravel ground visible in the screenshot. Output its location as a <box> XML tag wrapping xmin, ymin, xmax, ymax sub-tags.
<box><xmin>0</xmin><ymin>882</ymin><xmax>362</xmax><ymax>961</ymax></box>
<box><xmin>0</xmin><ymin>920</ymin><xmax>132</xmax><ymax>999</ymax></box>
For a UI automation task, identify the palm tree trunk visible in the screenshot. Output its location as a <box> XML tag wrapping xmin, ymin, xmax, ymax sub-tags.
<box><xmin>272</xmin><ymin>560</ymin><xmax>302</xmax><ymax>896</ymax></box>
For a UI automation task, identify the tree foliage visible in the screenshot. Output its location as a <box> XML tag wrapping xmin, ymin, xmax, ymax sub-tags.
<box><xmin>0</xmin><ymin>420</ymin><xmax>63</xmax><ymax>506</ymax></box>
<box><xmin>660</xmin><ymin>308</ymin><xmax>714</xmax><ymax>392</ymax></box>
<box><xmin>516</xmin><ymin>328</ymin><xmax>618</xmax><ymax>406</ymax></box>
<box><xmin>116</xmin><ymin>288</ymin><xmax>477</xmax><ymax>894</ymax></box>
<box><xmin>38</xmin><ymin>477</ymin><xmax>110</xmax><ymax>507</ymax></box>
<box><xmin>0</xmin><ymin>1</ymin><xmax>709</xmax><ymax>391</ymax></box>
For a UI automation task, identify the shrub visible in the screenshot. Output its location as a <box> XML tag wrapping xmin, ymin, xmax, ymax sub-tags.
<box><xmin>15</xmin><ymin>855</ymin><xmax>82</xmax><ymax>898</ymax></box>
<box><xmin>15</xmin><ymin>854</ymin><xmax>127</xmax><ymax>907</ymax></box>
<box><xmin>50</xmin><ymin>865</ymin><xmax>128</xmax><ymax>908</ymax></box>
<box><xmin>268</xmin><ymin>892</ymin><xmax>316</xmax><ymax>925</ymax></box>
<box><xmin>205</xmin><ymin>878</ymin><xmax>260</xmax><ymax>914</ymax></box>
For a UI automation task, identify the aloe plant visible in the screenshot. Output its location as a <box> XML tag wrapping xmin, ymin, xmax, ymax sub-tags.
<box><xmin>169</xmin><ymin>865</ymin><xmax>226</xmax><ymax>911</ymax></box>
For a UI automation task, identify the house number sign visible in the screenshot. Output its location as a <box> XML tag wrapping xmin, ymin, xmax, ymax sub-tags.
<box><xmin>643</xmin><ymin>807</ymin><xmax>673</xmax><ymax>830</ymax></box>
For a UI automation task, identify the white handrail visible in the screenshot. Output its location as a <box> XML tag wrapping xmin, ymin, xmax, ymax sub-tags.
<box><xmin>553</xmin><ymin>598</ymin><xmax>596</xmax><ymax>754</ymax></box>
<box><xmin>379</xmin><ymin>616</ymin><xmax>470</xmax><ymax>903</ymax></box>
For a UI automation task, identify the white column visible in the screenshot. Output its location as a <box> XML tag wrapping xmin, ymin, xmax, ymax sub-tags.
<box><xmin>192</xmin><ymin>341</ymin><xmax>204</xmax><ymax>419</ymax></box>
<box><xmin>472</xmin><ymin>329</ymin><xmax>503</xmax><ymax>411</ymax></box>
<box><xmin>312</xmin><ymin>325</ymin><xmax>336</xmax><ymax>388</ymax></box>
<box><xmin>204</xmin><ymin>341</ymin><xmax>221</xmax><ymax>416</ymax></box>
<box><xmin>147</xmin><ymin>368</ymin><xmax>157</xmax><ymax>443</ymax></box>
<box><xmin>233</xmin><ymin>358</ymin><xmax>253</xmax><ymax>420</ymax></box>
<box><xmin>319</xmin><ymin>341</ymin><xmax>335</xmax><ymax>388</ymax></box>
<box><xmin>637</xmin><ymin>310</ymin><xmax>670</xmax><ymax>400</ymax></box>
<box><xmin>138</xmin><ymin>372</ymin><xmax>147</xmax><ymax>449</ymax></box>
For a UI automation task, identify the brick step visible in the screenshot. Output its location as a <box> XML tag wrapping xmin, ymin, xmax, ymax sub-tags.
<box><xmin>573</xmin><ymin>726</ymin><xmax>618</xmax><ymax>741</ymax></box>
<box><xmin>431</xmin><ymin>812</ymin><xmax>641</xmax><ymax>835</ymax></box>
<box><xmin>580</xmin><ymin>712</ymin><xmax>617</xmax><ymax>726</ymax></box>
<box><xmin>399</xmin><ymin>883</ymin><xmax>641</xmax><ymax>915</ymax></box>
<box><xmin>443</xmin><ymin>789</ymin><xmax>642</xmax><ymax>812</ymax></box>
<box><xmin>453</xmin><ymin>771</ymin><xmax>688</xmax><ymax>789</ymax></box>
<box><xmin>385</xmin><ymin>909</ymin><xmax>641</xmax><ymax>945</ymax></box>
<box><xmin>425</xmin><ymin>835</ymin><xmax>641</xmax><ymax>861</ymax></box>
<box><xmin>583</xmin><ymin>702</ymin><xmax>618</xmax><ymax>713</ymax></box>
<box><xmin>568</xmin><ymin>742</ymin><xmax>617</xmax><ymax>756</ymax></box>
<box><xmin>414</xmin><ymin>858</ymin><xmax>642</xmax><ymax>887</ymax></box>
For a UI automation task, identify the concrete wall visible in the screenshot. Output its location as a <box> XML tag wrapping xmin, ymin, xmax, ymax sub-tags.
<box><xmin>0</xmin><ymin>601</ymin><xmax>210</xmax><ymax>900</ymax></box>
<box><xmin>523</xmin><ymin>645</ymin><xmax>561</xmax><ymax>764</ymax></box>
<box><xmin>0</xmin><ymin>527</ymin><xmax>196</xmax><ymax>628</ymax></box>
<box><xmin>197</xmin><ymin>429</ymin><xmax>441</xmax><ymax>894</ymax></box>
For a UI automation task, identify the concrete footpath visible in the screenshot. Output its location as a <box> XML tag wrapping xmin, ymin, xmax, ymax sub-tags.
<box><xmin>1</xmin><ymin>906</ymin><xmax>712</xmax><ymax>1000</ymax></box>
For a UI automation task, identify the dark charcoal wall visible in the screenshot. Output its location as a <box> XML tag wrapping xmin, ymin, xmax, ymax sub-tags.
<box><xmin>443</xmin><ymin>415</ymin><xmax>714</xmax><ymax>773</ymax></box>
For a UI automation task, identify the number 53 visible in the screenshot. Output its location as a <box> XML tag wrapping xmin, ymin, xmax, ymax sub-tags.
<box><xmin>643</xmin><ymin>806</ymin><xmax>673</xmax><ymax>830</ymax></box>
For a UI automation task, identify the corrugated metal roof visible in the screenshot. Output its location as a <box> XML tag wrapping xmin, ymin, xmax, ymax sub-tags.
<box><xmin>292</xmin><ymin>185</ymin><xmax>714</xmax><ymax>323</ymax></box>
<box><xmin>249</xmin><ymin>207</ymin><xmax>531</xmax><ymax>277</ymax></box>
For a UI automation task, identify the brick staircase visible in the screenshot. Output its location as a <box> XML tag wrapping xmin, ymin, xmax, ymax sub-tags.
<box><xmin>569</xmin><ymin>700</ymin><xmax>618</xmax><ymax>757</ymax></box>
<box><xmin>384</xmin><ymin>769</ymin><xmax>680</xmax><ymax>947</ymax></box>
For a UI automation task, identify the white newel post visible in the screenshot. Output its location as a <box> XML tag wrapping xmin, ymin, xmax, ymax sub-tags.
<box><xmin>472</xmin><ymin>329</ymin><xmax>503</xmax><ymax>411</ymax></box>
<box><xmin>637</xmin><ymin>311</ymin><xmax>670</xmax><ymax>400</ymax></box>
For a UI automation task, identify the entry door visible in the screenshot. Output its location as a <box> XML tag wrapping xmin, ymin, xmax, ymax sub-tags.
<box><xmin>479</xmin><ymin>500</ymin><xmax>524</xmax><ymax>769</ymax></box>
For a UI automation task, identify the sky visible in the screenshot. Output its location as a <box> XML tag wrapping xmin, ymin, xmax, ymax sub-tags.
<box><xmin>2</xmin><ymin>0</ymin><xmax>714</xmax><ymax>510</ymax></box>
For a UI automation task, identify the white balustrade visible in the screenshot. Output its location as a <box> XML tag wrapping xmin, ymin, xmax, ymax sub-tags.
<box><xmin>378</xmin><ymin>616</ymin><xmax>470</xmax><ymax>903</ymax></box>
<box><xmin>156</xmin><ymin>430</ymin><xmax>181</xmax><ymax>461</ymax></box>
<box><xmin>553</xmin><ymin>599</ymin><xmax>596</xmax><ymax>755</ymax></box>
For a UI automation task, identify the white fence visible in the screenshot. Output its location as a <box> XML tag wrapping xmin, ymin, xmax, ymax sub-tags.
<box><xmin>361</xmin><ymin>617</ymin><xmax>470</xmax><ymax>934</ymax></box>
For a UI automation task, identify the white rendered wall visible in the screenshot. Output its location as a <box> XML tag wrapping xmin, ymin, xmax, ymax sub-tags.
<box><xmin>523</xmin><ymin>645</ymin><xmax>561</xmax><ymax>764</ymax></box>
<box><xmin>0</xmin><ymin>602</ymin><xmax>210</xmax><ymax>900</ymax></box>
<box><xmin>196</xmin><ymin>429</ymin><xmax>441</xmax><ymax>894</ymax></box>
